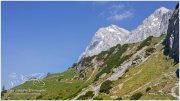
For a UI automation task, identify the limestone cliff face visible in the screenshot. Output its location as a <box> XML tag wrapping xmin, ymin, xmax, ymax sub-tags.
<box><xmin>163</xmin><ymin>4</ymin><xmax>179</xmax><ymax>63</ymax></box>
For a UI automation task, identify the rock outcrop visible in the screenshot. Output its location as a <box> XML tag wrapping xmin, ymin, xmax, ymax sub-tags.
<box><xmin>163</xmin><ymin>4</ymin><xmax>179</xmax><ymax>63</ymax></box>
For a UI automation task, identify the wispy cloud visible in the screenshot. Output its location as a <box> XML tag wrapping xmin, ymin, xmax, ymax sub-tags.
<box><xmin>107</xmin><ymin>10</ymin><xmax>133</xmax><ymax>21</ymax></box>
<box><xmin>99</xmin><ymin>3</ymin><xmax>134</xmax><ymax>21</ymax></box>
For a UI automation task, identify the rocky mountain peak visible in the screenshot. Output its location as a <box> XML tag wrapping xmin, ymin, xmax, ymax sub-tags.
<box><xmin>79</xmin><ymin>25</ymin><xmax>130</xmax><ymax>59</ymax></box>
<box><xmin>125</xmin><ymin>7</ymin><xmax>173</xmax><ymax>44</ymax></box>
<box><xmin>155</xmin><ymin>7</ymin><xmax>170</xmax><ymax>14</ymax></box>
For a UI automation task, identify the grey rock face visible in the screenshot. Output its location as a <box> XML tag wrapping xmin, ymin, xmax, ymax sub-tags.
<box><xmin>125</xmin><ymin>7</ymin><xmax>173</xmax><ymax>44</ymax></box>
<box><xmin>79</xmin><ymin>7</ymin><xmax>172</xmax><ymax>60</ymax></box>
<box><xmin>163</xmin><ymin>4</ymin><xmax>179</xmax><ymax>63</ymax></box>
<box><xmin>79</xmin><ymin>25</ymin><xmax>130</xmax><ymax>59</ymax></box>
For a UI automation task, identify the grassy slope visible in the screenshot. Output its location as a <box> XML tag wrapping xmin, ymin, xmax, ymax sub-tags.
<box><xmin>93</xmin><ymin>35</ymin><xmax>179</xmax><ymax>100</ymax></box>
<box><xmin>111</xmin><ymin>43</ymin><xmax>178</xmax><ymax>100</ymax></box>
<box><xmin>2</xmin><ymin>35</ymin><xmax>179</xmax><ymax>100</ymax></box>
<box><xmin>2</xmin><ymin>70</ymin><xmax>88</xmax><ymax>100</ymax></box>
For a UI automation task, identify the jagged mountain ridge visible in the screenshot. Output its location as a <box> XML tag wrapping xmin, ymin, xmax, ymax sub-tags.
<box><xmin>80</xmin><ymin>7</ymin><xmax>173</xmax><ymax>59</ymax></box>
<box><xmin>125</xmin><ymin>7</ymin><xmax>173</xmax><ymax>44</ymax></box>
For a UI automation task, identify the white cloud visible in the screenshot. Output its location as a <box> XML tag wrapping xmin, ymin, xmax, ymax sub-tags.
<box><xmin>99</xmin><ymin>3</ymin><xmax>134</xmax><ymax>21</ymax></box>
<box><xmin>107</xmin><ymin>10</ymin><xmax>133</xmax><ymax>21</ymax></box>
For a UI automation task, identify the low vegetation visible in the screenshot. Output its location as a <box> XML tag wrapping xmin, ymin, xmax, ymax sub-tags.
<box><xmin>93</xmin><ymin>93</ymin><xmax>112</xmax><ymax>100</ymax></box>
<box><xmin>100</xmin><ymin>80</ymin><xmax>113</xmax><ymax>94</ymax></box>
<box><xmin>137</xmin><ymin>36</ymin><xmax>153</xmax><ymax>51</ymax></box>
<box><xmin>95</xmin><ymin>44</ymin><xmax>130</xmax><ymax>81</ymax></box>
<box><xmin>3</xmin><ymin>70</ymin><xmax>88</xmax><ymax>100</ymax></box>
<box><xmin>130</xmin><ymin>92</ymin><xmax>143</xmax><ymax>100</ymax></box>
<box><xmin>145</xmin><ymin>47</ymin><xmax>155</xmax><ymax>56</ymax></box>
<box><xmin>146</xmin><ymin>87</ymin><xmax>151</xmax><ymax>92</ymax></box>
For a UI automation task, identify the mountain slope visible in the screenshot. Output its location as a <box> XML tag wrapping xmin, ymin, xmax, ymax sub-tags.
<box><xmin>2</xmin><ymin>5</ymin><xmax>179</xmax><ymax>100</ymax></box>
<box><xmin>3</xmin><ymin>34</ymin><xmax>178</xmax><ymax>100</ymax></box>
<box><xmin>79</xmin><ymin>7</ymin><xmax>172</xmax><ymax>60</ymax></box>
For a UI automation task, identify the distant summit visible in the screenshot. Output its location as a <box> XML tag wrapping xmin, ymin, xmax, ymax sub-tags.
<box><xmin>125</xmin><ymin>7</ymin><xmax>172</xmax><ymax>43</ymax></box>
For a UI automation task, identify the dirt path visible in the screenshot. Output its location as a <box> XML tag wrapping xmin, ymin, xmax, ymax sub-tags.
<box><xmin>72</xmin><ymin>85</ymin><xmax>92</xmax><ymax>100</ymax></box>
<box><xmin>72</xmin><ymin>82</ymin><xmax>102</xmax><ymax>100</ymax></box>
<box><xmin>129</xmin><ymin>82</ymin><xmax>151</xmax><ymax>95</ymax></box>
<box><xmin>86</xmin><ymin>64</ymin><xmax>98</xmax><ymax>82</ymax></box>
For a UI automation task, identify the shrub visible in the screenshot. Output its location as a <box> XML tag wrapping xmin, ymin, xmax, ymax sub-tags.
<box><xmin>130</xmin><ymin>92</ymin><xmax>143</xmax><ymax>100</ymax></box>
<box><xmin>36</xmin><ymin>95</ymin><xmax>42</xmax><ymax>99</ymax></box>
<box><xmin>100</xmin><ymin>80</ymin><xmax>113</xmax><ymax>94</ymax></box>
<box><xmin>146</xmin><ymin>87</ymin><xmax>151</xmax><ymax>92</ymax></box>
<box><xmin>55</xmin><ymin>96</ymin><xmax>60</xmax><ymax>100</ymax></box>
<box><xmin>146</xmin><ymin>48</ymin><xmax>155</xmax><ymax>53</ymax></box>
<box><xmin>118</xmin><ymin>77</ymin><xmax>122</xmax><ymax>79</ymax></box>
<box><xmin>85</xmin><ymin>91</ymin><xmax>94</xmax><ymax>97</ymax></box>
<box><xmin>145</xmin><ymin>48</ymin><xmax>155</xmax><ymax>56</ymax></box>
<box><xmin>58</xmin><ymin>78</ymin><xmax>63</xmax><ymax>81</ymax></box>
<box><xmin>125</xmin><ymin>69</ymin><xmax>129</xmax><ymax>73</ymax></box>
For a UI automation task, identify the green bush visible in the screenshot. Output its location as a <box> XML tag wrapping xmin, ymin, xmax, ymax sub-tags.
<box><xmin>77</xmin><ymin>91</ymin><xmax>94</xmax><ymax>100</ymax></box>
<box><xmin>130</xmin><ymin>92</ymin><xmax>143</xmax><ymax>100</ymax></box>
<box><xmin>100</xmin><ymin>80</ymin><xmax>113</xmax><ymax>94</ymax></box>
<box><xmin>125</xmin><ymin>69</ymin><xmax>129</xmax><ymax>73</ymax></box>
<box><xmin>145</xmin><ymin>48</ymin><xmax>155</xmax><ymax>56</ymax></box>
<box><xmin>118</xmin><ymin>77</ymin><xmax>122</xmax><ymax>79</ymax></box>
<box><xmin>36</xmin><ymin>95</ymin><xmax>42</xmax><ymax>99</ymax></box>
<box><xmin>137</xmin><ymin>36</ymin><xmax>153</xmax><ymax>51</ymax></box>
<box><xmin>146</xmin><ymin>87</ymin><xmax>151</xmax><ymax>92</ymax></box>
<box><xmin>146</xmin><ymin>48</ymin><xmax>155</xmax><ymax>53</ymax></box>
<box><xmin>55</xmin><ymin>96</ymin><xmax>60</xmax><ymax>100</ymax></box>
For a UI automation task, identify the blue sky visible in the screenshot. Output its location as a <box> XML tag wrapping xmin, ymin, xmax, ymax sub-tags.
<box><xmin>1</xmin><ymin>1</ymin><xmax>178</xmax><ymax>89</ymax></box>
